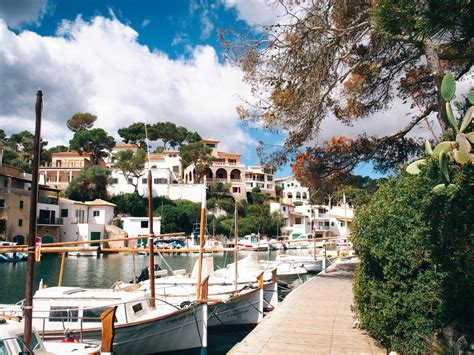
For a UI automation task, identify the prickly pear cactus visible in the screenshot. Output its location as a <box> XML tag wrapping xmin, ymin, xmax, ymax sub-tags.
<box><xmin>406</xmin><ymin>74</ymin><xmax>474</xmax><ymax>195</ymax></box>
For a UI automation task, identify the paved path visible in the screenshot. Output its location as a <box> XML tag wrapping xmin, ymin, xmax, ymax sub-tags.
<box><xmin>229</xmin><ymin>258</ymin><xmax>385</xmax><ymax>355</ymax></box>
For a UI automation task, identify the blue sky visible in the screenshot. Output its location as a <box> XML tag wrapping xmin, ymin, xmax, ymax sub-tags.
<box><xmin>0</xmin><ymin>0</ymin><xmax>385</xmax><ymax>179</ymax></box>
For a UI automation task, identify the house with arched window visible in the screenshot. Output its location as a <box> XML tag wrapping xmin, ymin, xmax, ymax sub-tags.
<box><xmin>183</xmin><ymin>139</ymin><xmax>247</xmax><ymax>200</ymax></box>
<box><xmin>275</xmin><ymin>176</ymin><xmax>310</xmax><ymax>205</ymax></box>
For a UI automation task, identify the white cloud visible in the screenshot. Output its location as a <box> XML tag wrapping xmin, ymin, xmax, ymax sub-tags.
<box><xmin>222</xmin><ymin>0</ymin><xmax>287</xmax><ymax>26</ymax></box>
<box><xmin>0</xmin><ymin>16</ymin><xmax>253</xmax><ymax>154</ymax></box>
<box><xmin>0</xmin><ymin>0</ymin><xmax>49</xmax><ymax>28</ymax></box>
<box><xmin>141</xmin><ymin>18</ymin><xmax>150</xmax><ymax>28</ymax></box>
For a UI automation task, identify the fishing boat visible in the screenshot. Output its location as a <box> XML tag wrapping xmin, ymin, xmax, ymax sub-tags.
<box><xmin>0</xmin><ymin>286</ymin><xmax>207</xmax><ymax>354</ymax></box>
<box><xmin>0</xmin><ymin>242</ymin><xmax>27</xmax><ymax>262</ymax></box>
<box><xmin>275</xmin><ymin>254</ymin><xmax>323</xmax><ymax>273</ymax></box>
<box><xmin>0</xmin><ymin>315</ymin><xmax>101</xmax><ymax>354</ymax></box>
<box><xmin>237</xmin><ymin>233</ymin><xmax>269</xmax><ymax>251</ymax></box>
<box><xmin>67</xmin><ymin>246</ymin><xmax>99</xmax><ymax>257</ymax></box>
<box><xmin>283</xmin><ymin>234</ymin><xmax>311</xmax><ymax>249</ymax></box>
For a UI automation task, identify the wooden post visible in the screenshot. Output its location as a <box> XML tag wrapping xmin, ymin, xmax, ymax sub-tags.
<box><xmin>24</xmin><ymin>90</ymin><xmax>42</xmax><ymax>348</ymax></box>
<box><xmin>147</xmin><ymin>169</ymin><xmax>156</xmax><ymax>308</ymax></box>
<box><xmin>100</xmin><ymin>306</ymin><xmax>117</xmax><ymax>353</ymax></box>
<box><xmin>233</xmin><ymin>202</ymin><xmax>238</xmax><ymax>291</ymax></box>
<box><xmin>313</xmin><ymin>235</ymin><xmax>316</xmax><ymax>261</ymax></box>
<box><xmin>58</xmin><ymin>253</ymin><xmax>65</xmax><ymax>286</ymax></box>
<box><xmin>196</xmin><ymin>195</ymin><xmax>206</xmax><ymax>299</ymax></box>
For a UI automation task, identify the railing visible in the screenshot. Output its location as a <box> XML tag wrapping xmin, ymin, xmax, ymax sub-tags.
<box><xmin>37</xmin><ymin>217</ymin><xmax>63</xmax><ymax>225</ymax></box>
<box><xmin>38</xmin><ymin>196</ymin><xmax>58</xmax><ymax>205</ymax></box>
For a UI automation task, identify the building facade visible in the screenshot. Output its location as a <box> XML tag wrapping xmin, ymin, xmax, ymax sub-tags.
<box><xmin>275</xmin><ymin>176</ymin><xmax>310</xmax><ymax>205</ymax></box>
<box><xmin>183</xmin><ymin>139</ymin><xmax>247</xmax><ymax>200</ymax></box>
<box><xmin>0</xmin><ymin>164</ymin><xmax>62</xmax><ymax>243</ymax></box>
<box><xmin>39</xmin><ymin>151</ymin><xmax>106</xmax><ymax>191</ymax></box>
<box><xmin>121</xmin><ymin>217</ymin><xmax>161</xmax><ymax>238</ymax></box>
<box><xmin>245</xmin><ymin>166</ymin><xmax>275</xmax><ymax>196</ymax></box>
<box><xmin>58</xmin><ymin>198</ymin><xmax>115</xmax><ymax>243</ymax></box>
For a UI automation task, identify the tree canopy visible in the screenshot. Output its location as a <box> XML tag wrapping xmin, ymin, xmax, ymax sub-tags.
<box><xmin>0</xmin><ymin>130</ymin><xmax>48</xmax><ymax>172</ymax></box>
<box><xmin>118</xmin><ymin>121</ymin><xmax>201</xmax><ymax>151</ymax></box>
<box><xmin>65</xmin><ymin>166</ymin><xmax>111</xmax><ymax>201</ymax></box>
<box><xmin>69</xmin><ymin>128</ymin><xmax>116</xmax><ymax>164</ymax></box>
<box><xmin>113</xmin><ymin>149</ymin><xmax>146</xmax><ymax>193</ymax></box>
<box><xmin>179</xmin><ymin>141</ymin><xmax>214</xmax><ymax>179</ymax></box>
<box><xmin>66</xmin><ymin>113</ymin><xmax>97</xmax><ymax>132</ymax></box>
<box><xmin>223</xmin><ymin>0</ymin><xmax>473</xmax><ymax>173</ymax></box>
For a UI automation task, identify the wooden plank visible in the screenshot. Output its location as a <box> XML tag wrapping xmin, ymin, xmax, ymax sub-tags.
<box><xmin>229</xmin><ymin>258</ymin><xmax>385</xmax><ymax>355</ymax></box>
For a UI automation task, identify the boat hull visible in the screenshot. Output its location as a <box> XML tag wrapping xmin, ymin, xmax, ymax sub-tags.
<box><xmin>39</xmin><ymin>303</ymin><xmax>207</xmax><ymax>355</ymax></box>
<box><xmin>208</xmin><ymin>288</ymin><xmax>263</xmax><ymax>327</ymax></box>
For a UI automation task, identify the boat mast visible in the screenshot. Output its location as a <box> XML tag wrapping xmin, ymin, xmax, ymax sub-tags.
<box><xmin>24</xmin><ymin>90</ymin><xmax>42</xmax><ymax>347</ymax></box>
<box><xmin>233</xmin><ymin>202</ymin><xmax>238</xmax><ymax>291</ymax></box>
<box><xmin>144</xmin><ymin>123</ymin><xmax>156</xmax><ymax>308</ymax></box>
<box><xmin>196</xmin><ymin>193</ymin><xmax>206</xmax><ymax>298</ymax></box>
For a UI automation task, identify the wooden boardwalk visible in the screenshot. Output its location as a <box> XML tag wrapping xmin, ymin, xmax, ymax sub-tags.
<box><xmin>229</xmin><ymin>258</ymin><xmax>385</xmax><ymax>355</ymax></box>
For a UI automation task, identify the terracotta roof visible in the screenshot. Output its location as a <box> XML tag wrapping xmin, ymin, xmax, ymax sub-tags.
<box><xmin>217</xmin><ymin>151</ymin><xmax>241</xmax><ymax>157</ymax></box>
<box><xmin>86</xmin><ymin>199</ymin><xmax>116</xmax><ymax>207</ymax></box>
<box><xmin>51</xmin><ymin>151</ymin><xmax>91</xmax><ymax>158</ymax></box>
<box><xmin>148</xmin><ymin>153</ymin><xmax>165</xmax><ymax>160</ymax></box>
<box><xmin>114</xmin><ymin>143</ymin><xmax>138</xmax><ymax>149</ymax></box>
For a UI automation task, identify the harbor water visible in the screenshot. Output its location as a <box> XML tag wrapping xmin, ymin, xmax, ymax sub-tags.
<box><xmin>0</xmin><ymin>250</ymin><xmax>315</xmax><ymax>354</ymax></box>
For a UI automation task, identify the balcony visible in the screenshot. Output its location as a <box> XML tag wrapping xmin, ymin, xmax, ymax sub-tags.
<box><xmin>38</xmin><ymin>196</ymin><xmax>59</xmax><ymax>205</ymax></box>
<box><xmin>37</xmin><ymin>217</ymin><xmax>63</xmax><ymax>225</ymax></box>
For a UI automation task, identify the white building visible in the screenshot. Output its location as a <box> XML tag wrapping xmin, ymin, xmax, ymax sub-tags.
<box><xmin>108</xmin><ymin>147</ymin><xmax>205</xmax><ymax>203</ymax></box>
<box><xmin>59</xmin><ymin>198</ymin><xmax>116</xmax><ymax>243</ymax></box>
<box><xmin>275</xmin><ymin>176</ymin><xmax>310</xmax><ymax>204</ymax></box>
<box><xmin>245</xmin><ymin>166</ymin><xmax>275</xmax><ymax>196</ymax></box>
<box><xmin>121</xmin><ymin>217</ymin><xmax>161</xmax><ymax>238</ymax></box>
<box><xmin>270</xmin><ymin>202</ymin><xmax>312</xmax><ymax>237</ymax></box>
<box><xmin>270</xmin><ymin>201</ymin><xmax>354</xmax><ymax>238</ymax></box>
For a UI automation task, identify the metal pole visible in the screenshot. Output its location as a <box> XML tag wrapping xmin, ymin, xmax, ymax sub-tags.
<box><xmin>147</xmin><ymin>169</ymin><xmax>156</xmax><ymax>308</ymax></box>
<box><xmin>24</xmin><ymin>90</ymin><xmax>42</xmax><ymax>347</ymax></box>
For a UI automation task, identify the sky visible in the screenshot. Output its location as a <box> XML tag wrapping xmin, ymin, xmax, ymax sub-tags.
<box><xmin>0</xmin><ymin>0</ymin><xmax>394</xmax><ymax>179</ymax></box>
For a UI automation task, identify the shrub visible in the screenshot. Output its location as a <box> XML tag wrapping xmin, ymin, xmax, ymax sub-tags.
<box><xmin>352</xmin><ymin>161</ymin><xmax>474</xmax><ymax>352</ymax></box>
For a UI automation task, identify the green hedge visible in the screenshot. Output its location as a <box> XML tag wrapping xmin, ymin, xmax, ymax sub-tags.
<box><xmin>352</xmin><ymin>162</ymin><xmax>474</xmax><ymax>352</ymax></box>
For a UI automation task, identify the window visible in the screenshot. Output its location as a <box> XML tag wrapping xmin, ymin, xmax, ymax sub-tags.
<box><xmin>172</xmin><ymin>166</ymin><xmax>179</xmax><ymax>174</ymax></box>
<box><xmin>267</xmin><ymin>175</ymin><xmax>273</xmax><ymax>181</ymax></box>
<box><xmin>132</xmin><ymin>303</ymin><xmax>143</xmax><ymax>313</ymax></box>
<box><xmin>127</xmin><ymin>178</ymin><xmax>133</xmax><ymax>184</ymax></box>
<box><xmin>228</xmin><ymin>158</ymin><xmax>237</xmax><ymax>164</ymax></box>
<box><xmin>93</xmin><ymin>211</ymin><xmax>100</xmax><ymax>217</ymax></box>
<box><xmin>19</xmin><ymin>200</ymin><xmax>24</xmax><ymax>209</ymax></box>
<box><xmin>18</xmin><ymin>219</ymin><xmax>23</xmax><ymax>227</ymax></box>
<box><xmin>75</xmin><ymin>209</ymin><xmax>85</xmax><ymax>223</ymax></box>
<box><xmin>61</xmin><ymin>209</ymin><xmax>68</xmax><ymax>218</ymax></box>
<box><xmin>49</xmin><ymin>306</ymin><xmax>79</xmax><ymax>323</ymax></box>
<box><xmin>0</xmin><ymin>199</ymin><xmax>5</xmax><ymax>208</ymax></box>
<box><xmin>83</xmin><ymin>306</ymin><xmax>117</xmax><ymax>323</ymax></box>
<box><xmin>142</xmin><ymin>178</ymin><xmax>147</xmax><ymax>184</ymax></box>
<box><xmin>140</xmin><ymin>221</ymin><xmax>148</xmax><ymax>228</ymax></box>
<box><xmin>154</xmin><ymin>178</ymin><xmax>167</xmax><ymax>184</ymax></box>
<box><xmin>282</xmin><ymin>206</ymin><xmax>286</xmax><ymax>212</ymax></box>
<box><xmin>295</xmin><ymin>218</ymin><xmax>301</xmax><ymax>224</ymax></box>
<box><xmin>331</xmin><ymin>222</ymin><xmax>335</xmax><ymax>226</ymax></box>
<box><xmin>325</xmin><ymin>221</ymin><xmax>330</xmax><ymax>227</ymax></box>
<box><xmin>232</xmin><ymin>186</ymin><xmax>241</xmax><ymax>193</ymax></box>
<box><xmin>111</xmin><ymin>178</ymin><xmax>118</xmax><ymax>184</ymax></box>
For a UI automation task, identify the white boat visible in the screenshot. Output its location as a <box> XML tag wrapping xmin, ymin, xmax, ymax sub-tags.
<box><xmin>0</xmin><ymin>242</ymin><xmax>27</xmax><ymax>262</ymax></box>
<box><xmin>276</xmin><ymin>254</ymin><xmax>323</xmax><ymax>273</ymax></box>
<box><xmin>0</xmin><ymin>315</ymin><xmax>100</xmax><ymax>354</ymax></box>
<box><xmin>283</xmin><ymin>234</ymin><xmax>312</xmax><ymax>249</ymax></box>
<box><xmin>237</xmin><ymin>234</ymin><xmax>269</xmax><ymax>251</ymax></box>
<box><xmin>0</xmin><ymin>286</ymin><xmax>207</xmax><ymax>354</ymax></box>
<box><xmin>117</xmin><ymin>257</ymin><xmax>277</xmax><ymax>326</ymax></box>
<box><xmin>67</xmin><ymin>247</ymin><xmax>99</xmax><ymax>257</ymax></box>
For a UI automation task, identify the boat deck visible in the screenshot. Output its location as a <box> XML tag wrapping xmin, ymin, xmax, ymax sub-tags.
<box><xmin>229</xmin><ymin>258</ymin><xmax>385</xmax><ymax>354</ymax></box>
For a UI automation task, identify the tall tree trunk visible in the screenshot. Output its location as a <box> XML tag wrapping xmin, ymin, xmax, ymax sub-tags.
<box><xmin>424</xmin><ymin>38</ymin><xmax>449</xmax><ymax>133</ymax></box>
